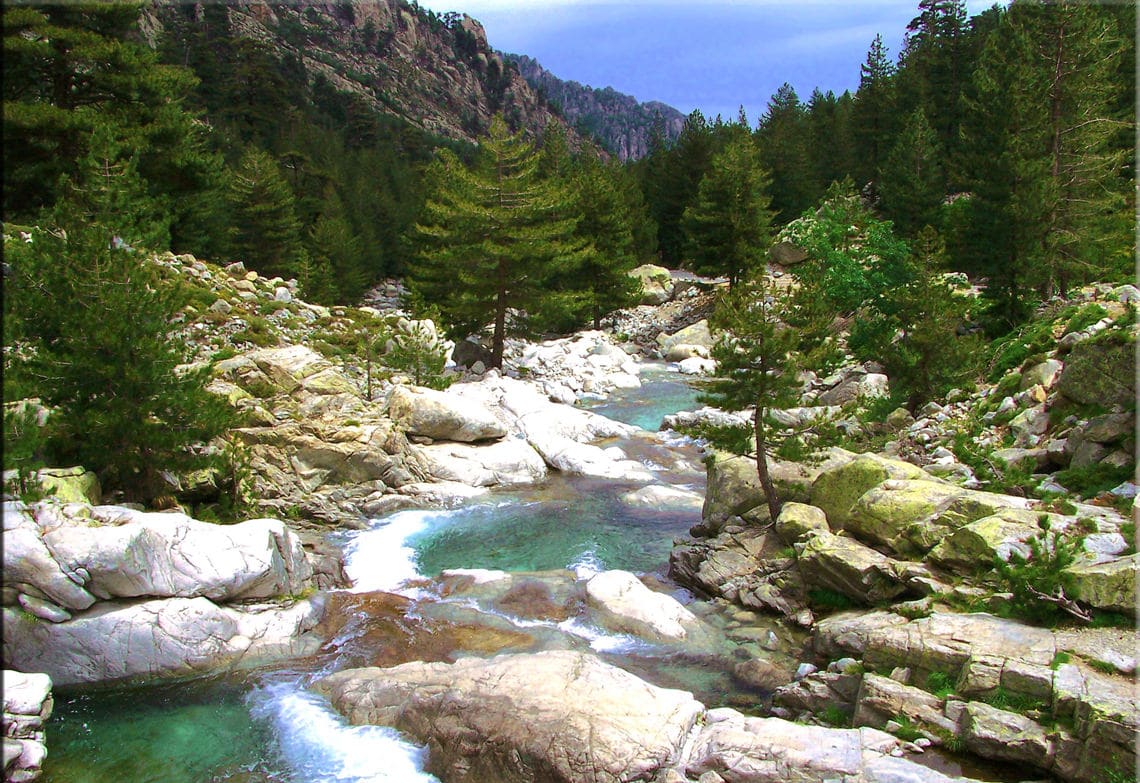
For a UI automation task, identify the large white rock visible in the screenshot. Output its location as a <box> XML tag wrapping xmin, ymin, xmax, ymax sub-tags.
<box><xmin>387</xmin><ymin>384</ymin><xmax>506</xmax><ymax>442</ymax></box>
<box><xmin>316</xmin><ymin>651</ymin><xmax>990</xmax><ymax>783</ymax></box>
<box><xmin>2</xmin><ymin>670</ymin><xmax>52</xmax><ymax>783</ymax></box>
<box><xmin>2</xmin><ymin>596</ymin><xmax>322</xmax><ymax>686</ymax></box>
<box><xmin>317</xmin><ymin>651</ymin><xmax>704</xmax><ymax>783</ymax></box>
<box><xmin>413</xmin><ymin>438</ymin><xmax>547</xmax><ymax>487</ymax></box>
<box><xmin>3</xmin><ymin>501</ymin><xmax>97</xmax><ymax>613</ymax></box>
<box><xmin>619</xmin><ymin>484</ymin><xmax>704</xmax><ymax>512</ymax></box>
<box><xmin>687</xmin><ymin>709</ymin><xmax>972</xmax><ymax>783</ymax></box>
<box><xmin>35</xmin><ymin>503</ymin><xmax>313</xmax><ymax>603</ymax></box>
<box><xmin>585</xmin><ymin>570</ymin><xmax>699</xmax><ymax>641</ymax></box>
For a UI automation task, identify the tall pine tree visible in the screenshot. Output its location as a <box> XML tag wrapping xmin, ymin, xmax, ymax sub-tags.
<box><xmin>227</xmin><ymin>147</ymin><xmax>308</xmax><ymax>281</ymax></box>
<box><xmin>683</xmin><ymin>135</ymin><xmax>776</xmax><ymax>287</ymax></box>
<box><xmin>878</xmin><ymin>108</ymin><xmax>944</xmax><ymax>236</ymax></box>
<box><xmin>960</xmin><ymin>0</ymin><xmax>1132</xmax><ymax>326</ymax></box>
<box><xmin>408</xmin><ymin>116</ymin><xmax>582</xmax><ymax>368</ymax></box>
<box><xmin>2</xmin><ymin>3</ymin><xmax>225</xmax><ymax>256</ymax></box>
<box><xmin>852</xmin><ymin>34</ymin><xmax>897</xmax><ymax>186</ymax></box>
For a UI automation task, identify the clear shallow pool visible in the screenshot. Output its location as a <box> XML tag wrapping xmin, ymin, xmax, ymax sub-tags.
<box><xmin>42</xmin><ymin>678</ymin><xmax>281</xmax><ymax>783</ymax></box>
<box><xmin>583</xmin><ymin>364</ymin><xmax>704</xmax><ymax>432</ymax></box>
<box><xmin>406</xmin><ymin>475</ymin><xmax>698</xmax><ymax>577</ymax></box>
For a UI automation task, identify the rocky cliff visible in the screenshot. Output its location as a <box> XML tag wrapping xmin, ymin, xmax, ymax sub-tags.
<box><xmin>144</xmin><ymin>0</ymin><xmax>577</xmax><ymax>145</ymax></box>
<box><xmin>507</xmin><ymin>53</ymin><xmax>686</xmax><ymax>160</ymax></box>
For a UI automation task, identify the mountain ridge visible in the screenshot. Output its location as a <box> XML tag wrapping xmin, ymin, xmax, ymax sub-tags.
<box><xmin>505</xmin><ymin>53</ymin><xmax>687</xmax><ymax>160</ymax></box>
<box><xmin>144</xmin><ymin>0</ymin><xmax>576</xmax><ymax>146</ymax></box>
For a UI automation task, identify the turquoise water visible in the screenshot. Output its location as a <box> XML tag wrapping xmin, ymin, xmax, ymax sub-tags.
<box><xmin>42</xmin><ymin>679</ymin><xmax>282</xmax><ymax>783</ymax></box>
<box><xmin>409</xmin><ymin>477</ymin><xmax>696</xmax><ymax>577</ymax></box>
<box><xmin>583</xmin><ymin>365</ymin><xmax>703</xmax><ymax>431</ymax></box>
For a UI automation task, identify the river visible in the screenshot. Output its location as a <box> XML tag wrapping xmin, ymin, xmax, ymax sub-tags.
<box><xmin>42</xmin><ymin>366</ymin><xmax>800</xmax><ymax>783</ymax></box>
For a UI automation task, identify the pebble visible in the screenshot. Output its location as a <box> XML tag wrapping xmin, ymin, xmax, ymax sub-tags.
<box><xmin>794</xmin><ymin>663</ymin><xmax>818</xmax><ymax>681</ymax></box>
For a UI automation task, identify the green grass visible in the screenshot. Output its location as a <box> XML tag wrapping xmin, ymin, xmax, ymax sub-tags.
<box><xmin>1050</xmin><ymin>651</ymin><xmax>1071</xmax><ymax>670</ymax></box>
<box><xmin>982</xmin><ymin>686</ymin><xmax>1049</xmax><ymax>715</ymax></box>
<box><xmin>1055</xmin><ymin>462</ymin><xmax>1135</xmax><ymax>498</ymax></box>
<box><xmin>925</xmin><ymin>671</ymin><xmax>956</xmax><ymax>699</ymax></box>
<box><xmin>818</xmin><ymin>705</ymin><xmax>849</xmax><ymax>727</ymax></box>
<box><xmin>807</xmin><ymin>588</ymin><xmax>858</xmax><ymax>612</ymax></box>
<box><xmin>891</xmin><ymin>715</ymin><xmax>926</xmax><ymax>743</ymax></box>
<box><xmin>1063</xmin><ymin>303</ymin><xmax>1108</xmax><ymax>335</ymax></box>
<box><xmin>1088</xmin><ymin>659</ymin><xmax>1121</xmax><ymax>675</ymax></box>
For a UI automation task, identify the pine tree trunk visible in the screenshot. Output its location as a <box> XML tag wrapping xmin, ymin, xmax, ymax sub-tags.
<box><xmin>492</xmin><ymin>282</ymin><xmax>507</xmax><ymax>370</ymax></box>
<box><xmin>753</xmin><ymin>408</ymin><xmax>780</xmax><ymax>521</ymax></box>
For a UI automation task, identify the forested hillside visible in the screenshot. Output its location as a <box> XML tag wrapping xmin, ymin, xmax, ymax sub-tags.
<box><xmin>2</xmin><ymin>0</ymin><xmax>1135</xmax><ymax>507</ymax></box>
<box><xmin>634</xmin><ymin>0</ymin><xmax>1135</xmax><ymax>326</ymax></box>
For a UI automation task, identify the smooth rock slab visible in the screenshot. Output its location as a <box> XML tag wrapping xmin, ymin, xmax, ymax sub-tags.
<box><xmin>41</xmin><ymin>505</ymin><xmax>313</xmax><ymax>603</ymax></box>
<box><xmin>2</xmin><ymin>596</ymin><xmax>322</xmax><ymax>686</ymax></box>
<box><xmin>387</xmin><ymin>384</ymin><xmax>507</xmax><ymax>443</ymax></box>
<box><xmin>317</xmin><ymin>651</ymin><xmax>704</xmax><ymax>783</ymax></box>
<box><xmin>414</xmin><ymin>438</ymin><xmax>547</xmax><ymax>487</ymax></box>
<box><xmin>619</xmin><ymin>484</ymin><xmax>704</xmax><ymax>512</ymax></box>
<box><xmin>585</xmin><ymin>570</ymin><xmax>700</xmax><ymax>642</ymax></box>
<box><xmin>685</xmin><ymin>710</ymin><xmax>979</xmax><ymax>783</ymax></box>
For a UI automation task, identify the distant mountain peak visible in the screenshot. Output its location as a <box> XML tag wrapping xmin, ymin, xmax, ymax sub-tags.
<box><xmin>504</xmin><ymin>53</ymin><xmax>685</xmax><ymax>161</ymax></box>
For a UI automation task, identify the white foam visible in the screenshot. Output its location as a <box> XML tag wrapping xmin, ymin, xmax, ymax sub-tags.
<box><xmin>569</xmin><ymin>550</ymin><xmax>604</xmax><ymax>579</ymax></box>
<box><xmin>440</xmin><ymin>568</ymin><xmax>511</xmax><ymax>584</ymax></box>
<box><xmin>343</xmin><ymin>510</ymin><xmax>437</xmax><ymax>594</ymax></box>
<box><xmin>556</xmin><ymin>617</ymin><xmax>647</xmax><ymax>654</ymax></box>
<box><xmin>248</xmin><ymin>681</ymin><xmax>439</xmax><ymax>782</ymax></box>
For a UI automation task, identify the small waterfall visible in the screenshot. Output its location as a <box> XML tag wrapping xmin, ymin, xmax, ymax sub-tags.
<box><xmin>343</xmin><ymin>510</ymin><xmax>438</xmax><ymax>595</ymax></box>
<box><xmin>247</xmin><ymin>680</ymin><xmax>439</xmax><ymax>783</ymax></box>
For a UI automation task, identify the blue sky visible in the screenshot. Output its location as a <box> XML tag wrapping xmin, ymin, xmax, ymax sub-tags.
<box><xmin>415</xmin><ymin>0</ymin><xmax>1001</xmax><ymax>123</ymax></box>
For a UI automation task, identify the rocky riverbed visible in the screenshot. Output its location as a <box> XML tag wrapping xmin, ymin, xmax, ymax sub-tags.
<box><xmin>2</xmin><ymin>251</ymin><xmax>1136</xmax><ymax>783</ymax></box>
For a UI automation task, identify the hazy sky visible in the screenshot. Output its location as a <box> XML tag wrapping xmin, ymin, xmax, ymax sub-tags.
<box><xmin>414</xmin><ymin>0</ymin><xmax>1000</xmax><ymax>123</ymax></box>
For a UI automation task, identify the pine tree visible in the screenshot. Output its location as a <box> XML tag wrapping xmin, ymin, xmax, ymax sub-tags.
<box><xmin>878</xmin><ymin>108</ymin><xmax>944</xmax><ymax>235</ymax></box>
<box><xmin>852</xmin><ymin>34</ymin><xmax>897</xmax><ymax>186</ymax></box>
<box><xmin>806</xmin><ymin>88</ymin><xmax>856</xmax><ymax>196</ymax></box>
<box><xmin>227</xmin><ymin>147</ymin><xmax>307</xmax><ymax>280</ymax></box>
<box><xmin>306</xmin><ymin>191</ymin><xmax>366</xmax><ymax>304</ymax></box>
<box><xmin>2</xmin><ymin>4</ymin><xmax>225</xmax><ymax>257</ymax></box>
<box><xmin>896</xmin><ymin>0</ymin><xmax>969</xmax><ymax>170</ymax></box>
<box><xmin>653</xmin><ymin>110</ymin><xmax>714</xmax><ymax>266</ymax></box>
<box><xmin>3</xmin><ymin>146</ymin><xmax>233</xmax><ymax>503</ymax></box>
<box><xmin>407</xmin><ymin>116</ymin><xmax>583</xmax><ymax>368</ymax></box>
<box><xmin>756</xmin><ymin>84</ymin><xmax>813</xmax><ymax>221</ymax></box>
<box><xmin>569</xmin><ymin>157</ymin><xmax>643</xmax><ymax>329</ymax></box>
<box><xmin>682</xmin><ymin>136</ymin><xmax>775</xmax><ymax>287</ymax></box>
<box><xmin>699</xmin><ymin>279</ymin><xmax>802</xmax><ymax>520</ymax></box>
<box><xmin>959</xmin><ymin>1</ymin><xmax>1131</xmax><ymax>327</ymax></box>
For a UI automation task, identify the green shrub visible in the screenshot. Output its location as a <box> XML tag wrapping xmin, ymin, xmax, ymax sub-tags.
<box><xmin>2</xmin><ymin>406</ymin><xmax>50</xmax><ymax>502</ymax></box>
<box><xmin>1055</xmin><ymin>463</ymin><xmax>1134</xmax><ymax>499</ymax></box>
<box><xmin>818</xmin><ymin>705</ymin><xmax>849</xmax><ymax>727</ymax></box>
<box><xmin>384</xmin><ymin>323</ymin><xmax>450</xmax><ymax>389</ymax></box>
<box><xmin>993</xmin><ymin>516</ymin><xmax>1088</xmax><ymax>625</ymax></box>
<box><xmin>1063</xmin><ymin>303</ymin><xmax>1108</xmax><ymax>335</ymax></box>
<box><xmin>891</xmin><ymin>715</ymin><xmax>926</xmax><ymax>743</ymax></box>
<box><xmin>4</xmin><ymin>221</ymin><xmax>235</xmax><ymax>504</ymax></box>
